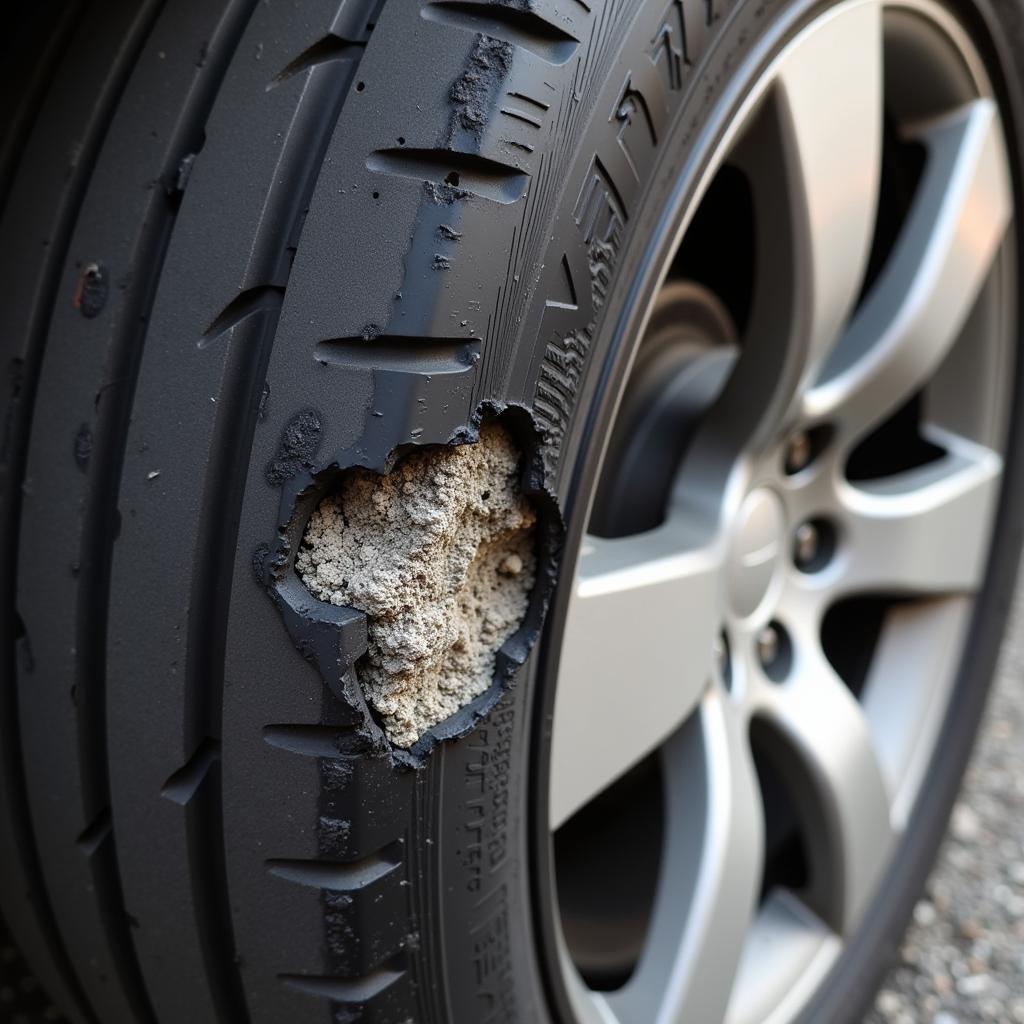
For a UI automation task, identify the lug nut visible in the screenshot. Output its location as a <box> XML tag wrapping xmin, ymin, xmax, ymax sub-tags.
<box><xmin>785</xmin><ymin>432</ymin><xmax>813</xmax><ymax>474</ymax></box>
<box><xmin>756</xmin><ymin>625</ymin><xmax>780</xmax><ymax>669</ymax></box>
<box><xmin>793</xmin><ymin>521</ymin><xmax>820</xmax><ymax>567</ymax></box>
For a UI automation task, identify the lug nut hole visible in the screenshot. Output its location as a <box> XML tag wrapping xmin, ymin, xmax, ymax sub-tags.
<box><xmin>792</xmin><ymin>518</ymin><xmax>836</xmax><ymax>573</ymax></box>
<box><xmin>714</xmin><ymin>630</ymin><xmax>733</xmax><ymax>690</ymax></box>
<box><xmin>784</xmin><ymin>425</ymin><xmax>833</xmax><ymax>476</ymax></box>
<box><xmin>757</xmin><ymin>622</ymin><xmax>792</xmax><ymax>681</ymax></box>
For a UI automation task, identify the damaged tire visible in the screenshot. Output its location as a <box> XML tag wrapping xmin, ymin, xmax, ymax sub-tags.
<box><xmin>1</xmin><ymin>1</ymin><xmax>1023</xmax><ymax>1024</ymax></box>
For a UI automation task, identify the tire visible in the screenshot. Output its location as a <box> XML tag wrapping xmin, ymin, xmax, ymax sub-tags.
<box><xmin>1</xmin><ymin>1</ymin><xmax>1022</xmax><ymax>1024</ymax></box>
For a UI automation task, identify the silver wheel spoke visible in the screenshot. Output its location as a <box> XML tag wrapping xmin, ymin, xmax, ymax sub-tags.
<box><xmin>725</xmin><ymin>891</ymin><xmax>841</xmax><ymax>1024</ymax></box>
<box><xmin>759</xmin><ymin>644</ymin><xmax>894</xmax><ymax>932</ymax></box>
<box><xmin>806</xmin><ymin>99</ymin><xmax>1012</xmax><ymax>438</ymax></box>
<box><xmin>860</xmin><ymin>597</ymin><xmax>971</xmax><ymax>830</ymax></box>
<box><xmin>610</xmin><ymin>694</ymin><xmax>765</xmax><ymax>1024</ymax></box>
<box><xmin>704</xmin><ymin>4</ymin><xmax>883</xmax><ymax>455</ymax></box>
<box><xmin>834</xmin><ymin>435</ymin><xmax>1002</xmax><ymax>597</ymax></box>
<box><xmin>775</xmin><ymin>3</ymin><xmax>885</xmax><ymax>388</ymax></box>
<box><xmin>549</xmin><ymin>523</ymin><xmax>723</xmax><ymax>830</ymax></box>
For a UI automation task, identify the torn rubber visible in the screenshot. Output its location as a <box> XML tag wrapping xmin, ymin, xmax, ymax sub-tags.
<box><xmin>298</xmin><ymin>420</ymin><xmax>535</xmax><ymax>748</ymax></box>
<box><xmin>258</xmin><ymin>404</ymin><xmax>562</xmax><ymax>763</ymax></box>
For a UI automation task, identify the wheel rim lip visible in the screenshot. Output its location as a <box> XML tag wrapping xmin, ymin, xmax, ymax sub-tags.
<box><xmin>530</xmin><ymin>1</ymin><xmax>1017</xmax><ymax>1021</ymax></box>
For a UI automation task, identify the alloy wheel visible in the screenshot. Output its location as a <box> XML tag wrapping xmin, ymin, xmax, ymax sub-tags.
<box><xmin>543</xmin><ymin>1</ymin><xmax>1016</xmax><ymax>1021</ymax></box>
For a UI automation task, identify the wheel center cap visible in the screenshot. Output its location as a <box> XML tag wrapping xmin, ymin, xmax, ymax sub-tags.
<box><xmin>727</xmin><ymin>487</ymin><xmax>786</xmax><ymax>619</ymax></box>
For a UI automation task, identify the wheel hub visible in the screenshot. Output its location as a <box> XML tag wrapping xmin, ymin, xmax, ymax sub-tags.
<box><xmin>726</xmin><ymin>487</ymin><xmax>787</xmax><ymax>620</ymax></box>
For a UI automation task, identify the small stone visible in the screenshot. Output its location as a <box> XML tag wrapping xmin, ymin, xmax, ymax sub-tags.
<box><xmin>952</xmin><ymin>803</ymin><xmax>981</xmax><ymax>842</ymax></box>
<box><xmin>956</xmin><ymin>972</ymin><xmax>991</xmax><ymax>996</ymax></box>
<box><xmin>74</xmin><ymin>262</ymin><xmax>108</xmax><ymax>317</ymax></box>
<box><xmin>901</xmin><ymin>943</ymin><xmax>920</xmax><ymax>965</ymax></box>
<box><xmin>947</xmin><ymin>844</ymin><xmax>973</xmax><ymax>870</ymax></box>
<box><xmin>876</xmin><ymin>990</ymin><xmax>902</xmax><ymax>1015</ymax></box>
<box><xmin>994</xmin><ymin>883</ymin><xmax>1014</xmax><ymax>904</ymax></box>
<box><xmin>980</xmin><ymin>996</ymin><xmax>1006</xmax><ymax>1018</ymax></box>
<box><xmin>914</xmin><ymin>900</ymin><xmax>938</xmax><ymax>927</ymax></box>
<box><xmin>499</xmin><ymin>554</ymin><xmax>523</xmax><ymax>576</ymax></box>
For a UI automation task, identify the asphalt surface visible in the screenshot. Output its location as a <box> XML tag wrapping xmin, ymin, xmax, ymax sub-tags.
<box><xmin>865</xmin><ymin>587</ymin><xmax>1024</xmax><ymax>1024</ymax></box>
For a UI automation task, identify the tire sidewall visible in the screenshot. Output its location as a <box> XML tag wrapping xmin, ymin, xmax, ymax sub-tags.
<box><xmin>431</xmin><ymin>0</ymin><xmax>1024</xmax><ymax>1019</ymax></box>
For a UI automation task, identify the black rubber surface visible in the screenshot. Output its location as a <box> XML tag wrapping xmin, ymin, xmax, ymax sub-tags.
<box><xmin>0</xmin><ymin>1</ymin><xmax>1022</xmax><ymax>1023</ymax></box>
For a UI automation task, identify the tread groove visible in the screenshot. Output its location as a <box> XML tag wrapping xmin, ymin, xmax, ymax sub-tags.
<box><xmin>178</xmin><ymin>7</ymin><xmax>382</xmax><ymax>1017</ymax></box>
<box><xmin>266</xmin><ymin>843</ymin><xmax>402</xmax><ymax>891</ymax></box>
<box><xmin>200</xmin><ymin>285</ymin><xmax>284</xmax><ymax>348</ymax></box>
<box><xmin>75</xmin><ymin>808</ymin><xmax>112</xmax><ymax>858</ymax></box>
<box><xmin>1</xmin><ymin>1</ymin><xmax>172</xmax><ymax>1020</ymax></box>
<box><xmin>270</xmin><ymin>34</ymin><xmax>365</xmax><ymax>87</ymax></box>
<box><xmin>502</xmin><ymin>138</ymin><xmax>535</xmax><ymax>153</ymax></box>
<box><xmin>72</xmin><ymin>3</ymin><xmax>261</xmax><ymax>1022</ymax></box>
<box><xmin>0</xmin><ymin>1</ymin><xmax>88</xmax><ymax>221</ymax></box>
<box><xmin>507</xmin><ymin>89</ymin><xmax>550</xmax><ymax>111</ymax></box>
<box><xmin>279</xmin><ymin>962</ymin><xmax>405</xmax><ymax>1003</ymax></box>
<box><xmin>421</xmin><ymin>0</ymin><xmax>580</xmax><ymax>64</ymax></box>
<box><xmin>314</xmin><ymin>334</ymin><xmax>479</xmax><ymax>372</ymax></box>
<box><xmin>501</xmin><ymin>106</ymin><xmax>543</xmax><ymax>128</ymax></box>
<box><xmin>263</xmin><ymin>724</ymin><xmax>372</xmax><ymax>758</ymax></box>
<box><xmin>366</xmin><ymin>147</ymin><xmax>528</xmax><ymax>204</ymax></box>
<box><xmin>161</xmin><ymin>739</ymin><xmax>221</xmax><ymax>806</ymax></box>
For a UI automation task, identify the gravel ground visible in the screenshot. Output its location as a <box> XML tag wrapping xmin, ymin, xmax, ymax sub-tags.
<box><xmin>865</xmin><ymin>589</ymin><xmax>1024</xmax><ymax>1024</ymax></box>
